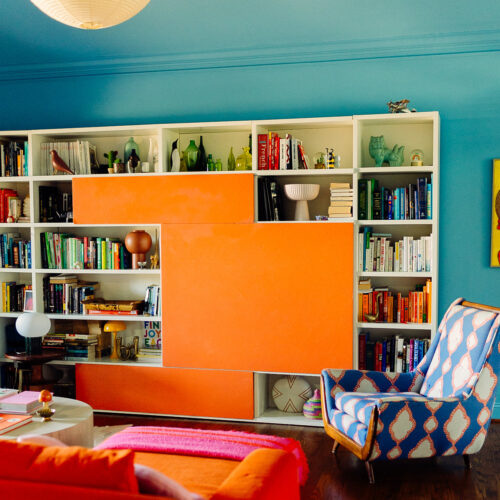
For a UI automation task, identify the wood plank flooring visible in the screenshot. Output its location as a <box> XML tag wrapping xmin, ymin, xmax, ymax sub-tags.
<box><xmin>94</xmin><ymin>413</ymin><xmax>499</xmax><ymax>499</ymax></box>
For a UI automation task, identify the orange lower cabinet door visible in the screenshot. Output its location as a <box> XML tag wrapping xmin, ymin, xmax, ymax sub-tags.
<box><xmin>163</xmin><ymin>223</ymin><xmax>353</xmax><ymax>373</ymax></box>
<box><xmin>76</xmin><ymin>365</ymin><xmax>253</xmax><ymax>419</ymax></box>
<box><xmin>72</xmin><ymin>174</ymin><xmax>254</xmax><ymax>224</ymax></box>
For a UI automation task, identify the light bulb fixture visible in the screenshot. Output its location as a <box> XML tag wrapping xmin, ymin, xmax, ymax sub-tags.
<box><xmin>16</xmin><ymin>312</ymin><xmax>51</xmax><ymax>355</ymax></box>
<box><xmin>30</xmin><ymin>0</ymin><xmax>150</xmax><ymax>30</ymax></box>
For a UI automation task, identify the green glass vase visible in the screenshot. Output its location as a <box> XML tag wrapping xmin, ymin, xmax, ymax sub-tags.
<box><xmin>183</xmin><ymin>140</ymin><xmax>199</xmax><ymax>172</ymax></box>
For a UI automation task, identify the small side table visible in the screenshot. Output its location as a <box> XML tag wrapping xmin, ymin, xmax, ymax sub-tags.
<box><xmin>5</xmin><ymin>351</ymin><xmax>65</xmax><ymax>391</ymax></box>
<box><xmin>0</xmin><ymin>396</ymin><xmax>94</xmax><ymax>447</ymax></box>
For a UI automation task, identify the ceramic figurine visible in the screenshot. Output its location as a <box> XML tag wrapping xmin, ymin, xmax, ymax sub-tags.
<box><xmin>124</xmin><ymin>137</ymin><xmax>139</xmax><ymax>164</ymax></box>
<box><xmin>387</xmin><ymin>99</ymin><xmax>416</xmax><ymax>113</ymax></box>
<box><xmin>171</xmin><ymin>139</ymin><xmax>180</xmax><ymax>172</ymax></box>
<box><xmin>127</xmin><ymin>149</ymin><xmax>140</xmax><ymax>173</ymax></box>
<box><xmin>51</xmin><ymin>150</ymin><xmax>75</xmax><ymax>175</ymax></box>
<box><xmin>369</xmin><ymin>136</ymin><xmax>405</xmax><ymax>167</ymax></box>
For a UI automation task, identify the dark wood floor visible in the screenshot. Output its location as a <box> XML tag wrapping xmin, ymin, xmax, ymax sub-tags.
<box><xmin>94</xmin><ymin>413</ymin><xmax>500</xmax><ymax>500</ymax></box>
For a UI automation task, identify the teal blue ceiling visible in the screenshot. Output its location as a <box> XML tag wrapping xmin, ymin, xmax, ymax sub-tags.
<box><xmin>1</xmin><ymin>0</ymin><xmax>499</xmax><ymax>79</ymax></box>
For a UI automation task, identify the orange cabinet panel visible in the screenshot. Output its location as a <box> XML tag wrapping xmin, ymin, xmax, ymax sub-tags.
<box><xmin>163</xmin><ymin>223</ymin><xmax>353</xmax><ymax>373</ymax></box>
<box><xmin>76</xmin><ymin>365</ymin><xmax>253</xmax><ymax>419</ymax></box>
<box><xmin>73</xmin><ymin>174</ymin><xmax>254</xmax><ymax>225</ymax></box>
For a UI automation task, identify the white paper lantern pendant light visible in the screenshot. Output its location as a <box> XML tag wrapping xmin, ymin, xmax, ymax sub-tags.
<box><xmin>31</xmin><ymin>0</ymin><xmax>150</xmax><ymax>30</ymax></box>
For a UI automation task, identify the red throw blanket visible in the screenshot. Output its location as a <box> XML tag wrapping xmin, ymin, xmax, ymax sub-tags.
<box><xmin>96</xmin><ymin>426</ymin><xmax>309</xmax><ymax>485</ymax></box>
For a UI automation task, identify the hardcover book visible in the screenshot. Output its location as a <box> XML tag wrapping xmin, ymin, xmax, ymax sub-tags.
<box><xmin>0</xmin><ymin>413</ymin><xmax>32</xmax><ymax>434</ymax></box>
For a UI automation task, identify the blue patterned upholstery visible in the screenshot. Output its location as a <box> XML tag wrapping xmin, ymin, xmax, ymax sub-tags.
<box><xmin>321</xmin><ymin>298</ymin><xmax>500</xmax><ymax>463</ymax></box>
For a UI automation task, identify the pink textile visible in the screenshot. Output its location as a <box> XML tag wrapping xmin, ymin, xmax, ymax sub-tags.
<box><xmin>96</xmin><ymin>426</ymin><xmax>309</xmax><ymax>485</ymax></box>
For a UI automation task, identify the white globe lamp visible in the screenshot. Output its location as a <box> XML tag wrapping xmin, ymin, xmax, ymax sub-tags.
<box><xmin>16</xmin><ymin>312</ymin><xmax>51</xmax><ymax>355</ymax></box>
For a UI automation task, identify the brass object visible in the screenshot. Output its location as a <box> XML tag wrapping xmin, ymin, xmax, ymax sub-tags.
<box><xmin>150</xmin><ymin>229</ymin><xmax>159</xmax><ymax>269</ymax></box>
<box><xmin>37</xmin><ymin>402</ymin><xmax>56</xmax><ymax>421</ymax></box>
<box><xmin>119</xmin><ymin>335</ymin><xmax>140</xmax><ymax>361</ymax></box>
<box><xmin>364</xmin><ymin>296</ymin><xmax>380</xmax><ymax>323</ymax></box>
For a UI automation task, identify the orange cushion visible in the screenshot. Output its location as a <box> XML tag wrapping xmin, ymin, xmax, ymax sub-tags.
<box><xmin>0</xmin><ymin>440</ymin><xmax>138</xmax><ymax>493</ymax></box>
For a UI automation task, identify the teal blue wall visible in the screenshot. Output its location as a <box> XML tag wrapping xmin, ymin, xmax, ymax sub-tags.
<box><xmin>0</xmin><ymin>1</ymin><xmax>499</xmax><ymax>416</ymax></box>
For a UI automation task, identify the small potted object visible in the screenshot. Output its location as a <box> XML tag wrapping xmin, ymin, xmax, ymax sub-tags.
<box><xmin>113</xmin><ymin>158</ymin><xmax>125</xmax><ymax>173</ymax></box>
<box><xmin>104</xmin><ymin>150</ymin><xmax>118</xmax><ymax>174</ymax></box>
<box><xmin>37</xmin><ymin>389</ymin><xmax>55</xmax><ymax>421</ymax></box>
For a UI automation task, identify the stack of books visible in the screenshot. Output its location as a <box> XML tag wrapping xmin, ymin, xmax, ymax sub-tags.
<box><xmin>0</xmin><ymin>391</ymin><xmax>44</xmax><ymax>414</ymax></box>
<box><xmin>328</xmin><ymin>182</ymin><xmax>353</xmax><ymax>219</ymax></box>
<box><xmin>65</xmin><ymin>333</ymin><xmax>98</xmax><ymax>361</ymax></box>
<box><xmin>0</xmin><ymin>413</ymin><xmax>32</xmax><ymax>434</ymax></box>
<box><xmin>136</xmin><ymin>348</ymin><xmax>162</xmax><ymax>362</ymax></box>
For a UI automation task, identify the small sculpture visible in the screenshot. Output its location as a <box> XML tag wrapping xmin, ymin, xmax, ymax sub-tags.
<box><xmin>387</xmin><ymin>99</ymin><xmax>416</xmax><ymax>113</ymax></box>
<box><xmin>36</xmin><ymin>389</ymin><xmax>55</xmax><ymax>421</ymax></box>
<box><xmin>303</xmin><ymin>389</ymin><xmax>322</xmax><ymax>419</ymax></box>
<box><xmin>369</xmin><ymin>136</ymin><xmax>405</xmax><ymax>167</ymax></box>
<box><xmin>150</xmin><ymin>229</ymin><xmax>159</xmax><ymax>269</ymax></box>
<box><xmin>104</xmin><ymin>150</ymin><xmax>118</xmax><ymax>173</ymax></box>
<box><xmin>50</xmin><ymin>150</ymin><xmax>75</xmax><ymax>175</ymax></box>
<box><xmin>125</xmin><ymin>229</ymin><xmax>152</xmax><ymax>269</ymax></box>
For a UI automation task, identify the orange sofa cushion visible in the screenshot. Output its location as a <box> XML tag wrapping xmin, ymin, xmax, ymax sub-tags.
<box><xmin>0</xmin><ymin>440</ymin><xmax>138</xmax><ymax>493</ymax></box>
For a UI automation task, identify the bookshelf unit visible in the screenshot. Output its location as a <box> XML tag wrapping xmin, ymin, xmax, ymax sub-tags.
<box><xmin>0</xmin><ymin>112</ymin><xmax>439</xmax><ymax>426</ymax></box>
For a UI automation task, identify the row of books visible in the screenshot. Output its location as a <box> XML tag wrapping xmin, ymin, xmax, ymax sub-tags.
<box><xmin>358</xmin><ymin>177</ymin><xmax>432</xmax><ymax>220</ymax></box>
<box><xmin>39</xmin><ymin>186</ymin><xmax>73</xmax><ymax>223</ymax></box>
<box><xmin>144</xmin><ymin>285</ymin><xmax>161</xmax><ymax>316</ymax></box>
<box><xmin>0</xmin><ymin>141</ymin><xmax>28</xmax><ymax>177</ymax></box>
<box><xmin>358</xmin><ymin>281</ymin><xmax>432</xmax><ymax>324</ymax></box>
<box><xmin>257</xmin><ymin>133</ymin><xmax>309</xmax><ymax>170</ymax></box>
<box><xmin>40</xmin><ymin>232</ymin><xmax>132</xmax><ymax>270</ymax></box>
<box><xmin>1</xmin><ymin>282</ymin><xmax>31</xmax><ymax>313</ymax></box>
<box><xmin>359</xmin><ymin>333</ymin><xmax>430</xmax><ymax>372</ymax></box>
<box><xmin>42</xmin><ymin>275</ymin><xmax>99</xmax><ymax>315</ymax></box>
<box><xmin>136</xmin><ymin>347</ymin><xmax>162</xmax><ymax>362</ymax></box>
<box><xmin>39</xmin><ymin>140</ymin><xmax>96</xmax><ymax>176</ymax></box>
<box><xmin>257</xmin><ymin>177</ymin><xmax>283</xmax><ymax>221</ymax></box>
<box><xmin>358</xmin><ymin>228</ymin><xmax>432</xmax><ymax>273</ymax></box>
<box><xmin>328</xmin><ymin>182</ymin><xmax>353</xmax><ymax>219</ymax></box>
<box><xmin>0</xmin><ymin>188</ymin><xmax>23</xmax><ymax>223</ymax></box>
<box><xmin>0</xmin><ymin>233</ymin><xmax>31</xmax><ymax>269</ymax></box>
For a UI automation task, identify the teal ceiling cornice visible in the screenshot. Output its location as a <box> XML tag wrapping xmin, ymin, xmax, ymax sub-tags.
<box><xmin>1</xmin><ymin>28</ymin><xmax>499</xmax><ymax>82</ymax></box>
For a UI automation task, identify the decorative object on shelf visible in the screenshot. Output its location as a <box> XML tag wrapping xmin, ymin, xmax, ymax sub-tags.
<box><xmin>118</xmin><ymin>335</ymin><xmax>139</xmax><ymax>361</ymax></box>
<box><xmin>313</xmin><ymin>152</ymin><xmax>326</xmax><ymax>169</ymax></box>
<box><xmin>30</xmin><ymin>0</ymin><xmax>151</xmax><ymax>30</ymax></box>
<box><xmin>113</xmin><ymin>159</ymin><xmax>125</xmax><ymax>173</ymax></box>
<box><xmin>196</xmin><ymin>136</ymin><xmax>207</xmax><ymax>171</ymax></box>
<box><xmin>50</xmin><ymin>149</ymin><xmax>75</xmax><ymax>175</ymax></box>
<box><xmin>183</xmin><ymin>140</ymin><xmax>200</xmax><ymax>172</ymax></box>
<box><xmin>364</xmin><ymin>296</ymin><xmax>380</xmax><ymax>322</ymax></box>
<box><xmin>104</xmin><ymin>321</ymin><xmax>126</xmax><ymax>361</ymax></box>
<box><xmin>125</xmin><ymin>229</ymin><xmax>152</xmax><ymax>269</ymax></box>
<box><xmin>326</xmin><ymin>148</ymin><xmax>336</xmax><ymax>168</ymax></box>
<box><xmin>207</xmin><ymin>154</ymin><xmax>214</xmax><ymax>171</ymax></box>
<box><xmin>235</xmin><ymin>147</ymin><xmax>252</xmax><ymax>171</ymax></box>
<box><xmin>147</xmin><ymin>138</ymin><xmax>155</xmax><ymax>172</ymax></box>
<box><xmin>410</xmin><ymin>149</ymin><xmax>424</xmax><ymax>166</ymax></box>
<box><xmin>124</xmin><ymin>137</ymin><xmax>140</xmax><ymax>164</ymax></box>
<box><xmin>127</xmin><ymin>149</ymin><xmax>140</xmax><ymax>173</ymax></box>
<box><xmin>6</xmin><ymin>196</ymin><xmax>21</xmax><ymax>223</ymax></box>
<box><xmin>36</xmin><ymin>389</ymin><xmax>55</xmax><ymax>421</ymax></box>
<box><xmin>170</xmin><ymin>139</ymin><xmax>180</xmax><ymax>172</ymax></box>
<box><xmin>227</xmin><ymin>147</ymin><xmax>236</xmax><ymax>171</ymax></box>
<box><xmin>150</xmin><ymin>229</ymin><xmax>159</xmax><ymax>269</ymax></box>
<box><xmin>15</xmin><ymin>312</ymin><xmax>51</xmax><ymax>356</ymax></box>
<box><xmin>104</xmin><ymin>150</ymin><xmax>118</xmax><ymax>174</ymax></box>
<box><xmin>215</xmin><ymin>158</ymin><xmax>222</xmax><ymax>171</ymax></box>
<box><xmin>303</xmin><ymin>388</ymin><xmax>322</xmax><ymax>419</ymax></box>
<box><xmin>491</xmin><ymin>159</ymin><xmax>500</xmax><ymax>267</ymax></box>
<box><xmin>387</xmin><ymin>99</ymin><xmax>416</xmax><ymax>113</ymax></box>
<box><xmin>141</xmin><ymin>161</ymin><xmax>150</xmax><ymax>173</ymax></box>
<box><xmin>369</xmin><ymin>136</ymin><xmax>405</xmax><ymax>167</ymax></box>
<box><xmin>284</xmin><ymin>184</ymin><xmax>320</xmax><ymax>221</ymax></box>
<box><xmin>82</xmin><ymin>298</ymin><xmax>145</xmax><ymax>314</ymax></box>
<box><xmin>19</xmin><ymin>194</ymin><xmax>30</xmax><ymax>222</ymax></box>
<box><xmin>272</xmin><ymin>375</ymin><xmax>313</xmax><ymax>413</ymax></box>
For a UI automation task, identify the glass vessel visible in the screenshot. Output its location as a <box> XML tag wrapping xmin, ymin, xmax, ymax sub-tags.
<box><xmin>215</xmin><ymin>158</ymin><xmax>222</xmax><ymax>171</ymax></box>
<box><xmin>183</xmin><ymin>140</ymin><xmax>199</xmax><ymax>172</ymax></box>
<box><xmin>124</xmin><ymin>137</ymin><xmax>140</xmax><ymax>164</ymax></box>
<box><xmin>227</xmin><ymin>147</ymin><xmax>236</xmax><ymax>171</ymax></box>
<box><xmin>236</xmin><ymin>147</ymin><xmax>252</xmax><ymax>171</ymax></box>
<box><xmin>197</xmin><ymin>136</ymin><xmax>207</xmax><ymax>171</ymax></box>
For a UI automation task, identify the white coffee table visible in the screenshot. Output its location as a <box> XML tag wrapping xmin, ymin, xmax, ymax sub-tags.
<box><xmin>0</xmin><ymin>396</ymin><xmax>94</xmax><ymax>447</ymax></box>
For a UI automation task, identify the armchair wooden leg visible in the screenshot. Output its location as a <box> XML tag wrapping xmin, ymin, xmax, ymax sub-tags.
<box><xmin>332</xmin><ymin>441</ymin><xmax>339</xmax><ymax>454</ymax></box>
<box><xmin>463</xmin><ymin>455</ymin><xmax>472</xmax><ymax>470</ymax></box>
<box><xmin>365</xmin><ymin>461</ymin><xmax>375</xmax><ymax>484</ymax></box>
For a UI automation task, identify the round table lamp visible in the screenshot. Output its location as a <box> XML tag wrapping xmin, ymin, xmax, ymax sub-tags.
<box><xmin>15</xmin><ymin>312</ymin><xmax>51</xmax><ymax>355</ymax></box>
<box><xmin>104</xmin><ymin>321</ymin><xmax>127</xmax><ymax>361</ymax></box>
<box><xmin>125</xmin><ymin>230</ymin><xmax>152</xmax><ymax>269</ymax></box>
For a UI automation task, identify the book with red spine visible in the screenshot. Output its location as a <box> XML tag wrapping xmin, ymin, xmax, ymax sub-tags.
<box><xmin>297</xmin><ymin>143</ymin><xmax>309</xmax><ymax>169</ymax></box>
<box><xmin>87</xmin><ymin>309</ymin><xmax>140</xmax><ymax>315</ymax></box>
<box><xmin>257</xmin><ymin>134</ymin><xmax>268</xmax><ymax>170</ymax></box>
<box><xmin>358</xmin><ymin>333</ymin><xmax>367</xmax><ymax>370</ymax></box>
<box><xmin>273</xmin><ymin>134</ymin><xmax>280</xmax><ymax>170</ymax></box>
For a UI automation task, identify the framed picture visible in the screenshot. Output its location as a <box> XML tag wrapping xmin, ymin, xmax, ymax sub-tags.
<box><xmin>23</xmin><ymin>289</ymin><xmax>33</xmax><ymax>311</ymax></box>
<box><xmin>491</xmin><ymin>159</ymin><xmax>500</xmax><ymax>267</ymax></box>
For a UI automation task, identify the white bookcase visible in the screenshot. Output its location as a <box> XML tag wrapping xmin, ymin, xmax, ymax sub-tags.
<box><xmin>0</xmin><ymin>112</ymin><xmax>439</xmax><ymax>425</ymax></box>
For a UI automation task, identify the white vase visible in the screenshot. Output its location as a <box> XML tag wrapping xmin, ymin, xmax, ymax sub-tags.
<box><xmin>284</xmin><ymin>184</ymin><xmax>320</xmax><ymax>221</ymax></box>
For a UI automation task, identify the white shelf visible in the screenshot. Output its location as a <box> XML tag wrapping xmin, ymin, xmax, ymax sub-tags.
<box><xmin>46</xmin><ymin>313</ymin><xmax>161</xmax><ymax>322</ymax></box>
<box><xmin>0</xmin><ymin>177</ymin><xmax>30</xmax><ymax>183</ymax></box>
<box><xmin>256</xmin><ymin>168</ymin><xmax>353</xmax><ymax>176</ymax></box>
<box><xmin>254</xmin><ymin>409</ymin><xmax>323</xmax><ymax>427</ymax></box>
<box><xmin>357</xmin><ymin>220</ymin><xmax>433</xmax><ymax>226</ymax></box>
<box><xmin>0</xmin><ymin>223</ymin><xmax>32</xmax><ymax>228</ymax></box>
<box><xmin>357</xmin><ymin>322</ymin><xmax>432</xmax><ymax>330</ymax></box>
<box><xmin>46</xmin><ymin>357</ymin><xmax>162</xmax><ymax>367</ymax></box>
<box><xmin>358</xmin><ymin>166</ymin><xmax>435</xmax><ymax>174</ymax></box>
<box><xmin>35</xmin><ymin>268</ymin><xmax>160</xmax><ymax>275</ymax></box>
<box><xmin>0</xmin><ymin>268</ymin><xmax>32</xmax><ymax>273</ymax></box>
<box><xmin>358</xmin><ymin>272</ymin><xmax>432</xmax><ymax>278</ymax></box>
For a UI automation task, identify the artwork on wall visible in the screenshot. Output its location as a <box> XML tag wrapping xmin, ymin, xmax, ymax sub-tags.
<box><xmin>491</xmin><ymin>159</ymin><xmax>500</xmax><ymax>267</ymax></box>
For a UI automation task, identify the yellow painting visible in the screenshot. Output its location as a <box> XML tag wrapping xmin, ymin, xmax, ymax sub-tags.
<box><xmin>491</xmin><ymin>159</ymin><xmax>500</xmax><ymax>267</ymax></box>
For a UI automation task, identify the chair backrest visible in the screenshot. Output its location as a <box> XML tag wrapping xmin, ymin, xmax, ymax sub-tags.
<box><xmin>419</xmin><ymin>298</ymin><xmax>500</xmax><ymax>398</ymax></box>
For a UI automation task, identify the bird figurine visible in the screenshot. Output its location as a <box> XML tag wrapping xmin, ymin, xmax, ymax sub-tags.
<box><xmin>51</xmin><ymin>149</ymin><xmax>75</xmax><ymax>175</ymax></box>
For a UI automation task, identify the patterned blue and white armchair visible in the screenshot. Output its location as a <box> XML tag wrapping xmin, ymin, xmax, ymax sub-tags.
<box><xmin>320</xmin><ymin>298</ymin><xmax>500</xmax><ymax>483</ymax></box>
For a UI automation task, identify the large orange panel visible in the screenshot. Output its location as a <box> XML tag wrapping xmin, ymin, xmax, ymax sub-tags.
<box><xmin>76</xmin><ymin>365</ymin><xmax>253</xmax><ymax>419</ymax></box>
<box><xmin>163</xmin><ymin>223</ymin><xmax>353</xmax><ymax>373</ymax></box>
<box><xmin>73</xmin><ymin>174</ymin><xmax>254</xmax><ymax>224</ymax></box>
